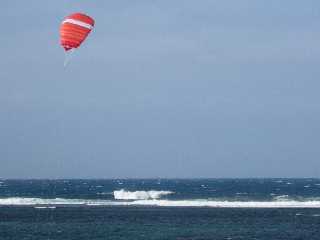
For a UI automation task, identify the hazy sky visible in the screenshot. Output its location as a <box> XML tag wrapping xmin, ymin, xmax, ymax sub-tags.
<box><xmin>1</xmin><ymin>1</ymin><xmax>320</xmax><ymax>178</ymax></box>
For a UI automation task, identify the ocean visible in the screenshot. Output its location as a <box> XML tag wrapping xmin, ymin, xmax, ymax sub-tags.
<box><xmin>0</xmin><ymin>179</ymin><xmax>320</xmax><ymax>239</ymax></box>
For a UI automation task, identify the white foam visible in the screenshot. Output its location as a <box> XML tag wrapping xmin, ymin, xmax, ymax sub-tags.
<box><xmin>1</xmin><ymin>197</ymin><xmax>320</xmax><ymax>208</ymax></box>
<box><xmin>273</xmin><ymin>195</ymin><xmax>289</xmax><ymax>201</ymax></box>
<box><xmin>34</xmin><ymin>206</ymin><xmax>56</xmax><ymax>209</ymax></box>
<box><xmin>123</xmin><ymin>200</ymin><xmax>320</xmax><ymax>208</ymax></box>
<box><xmin>0</xmin><ymin>198</ymin><xmax>83</xmax><ymax>205</ymax></box>
<box><xmin>0</xmin><ymin>198</ymin><xmax>113</xmax><ymax>206</ymax></box>
<box><xmin>113</xmin><ymin>189</ymin><xmax>173</xmax><ymax>200</ymax></box>
<box><xmin>96</xmin><ymin>192</ymin><xmax>112</xmax><ymax>195</ymax></box>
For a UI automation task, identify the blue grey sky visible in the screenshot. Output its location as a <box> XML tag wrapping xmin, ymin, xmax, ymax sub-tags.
<box><xmin>1</xmin><ymin>1</ymin><xmax>320</xmax><ymax>178</ymax></box>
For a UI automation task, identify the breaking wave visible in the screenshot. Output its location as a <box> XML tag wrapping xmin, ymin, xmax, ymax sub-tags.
<box><xmin>1</xmin><ymin>197</ymin><xmax>320</xmax><ymax>208</ymax></box>
<box><xmin>113</xmin><ymin>189</ymin><xmax>173</xmax><ymax>200</ymax></box>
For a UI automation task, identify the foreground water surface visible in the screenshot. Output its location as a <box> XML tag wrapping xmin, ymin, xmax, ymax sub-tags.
<box><xmin>0</xmin><ymin>179</ymin><xmax>320</xmax><ymax>239</ymax></box>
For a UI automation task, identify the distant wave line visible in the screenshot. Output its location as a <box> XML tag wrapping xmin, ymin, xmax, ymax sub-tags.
<box><xmin>2</xmin><ymin>197</ymin><xmax>320</xmax><ymax>208</ymax></box>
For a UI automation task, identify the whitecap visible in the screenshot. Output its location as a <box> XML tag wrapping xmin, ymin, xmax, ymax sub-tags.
<box><xmin>34</xmin><ymin>206</ymin><xmax>56</xmax><ymax>209</ymax></box>
<box><xmin>275</xmin><ymin>180</ymin><xmax>283</xmax><ymax>183</ymax></box>
<box><xmin>113</xmin><ymin>189</ymin><xmax>173</xmax><ymax>200</ymax></box>
<box><xmin>273</xmin><ymin>195</ymin><xmax>289</xmax><ymax>201</ymax></box>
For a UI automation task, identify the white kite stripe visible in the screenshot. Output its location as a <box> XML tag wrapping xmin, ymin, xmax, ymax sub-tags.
<box><xmin>62</xmin><ymin>19</ymin><xmax>93</xmax><ymax>29</ymax></box>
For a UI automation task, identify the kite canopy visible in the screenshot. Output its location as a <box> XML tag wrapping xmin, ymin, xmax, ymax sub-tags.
<box><xmin>60</xmin><ymin>13</ymin><xmax>95</xmax><ymax>51</ymax></box>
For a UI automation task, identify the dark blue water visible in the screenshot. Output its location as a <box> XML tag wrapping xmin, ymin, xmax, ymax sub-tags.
<box><xmin>1</xmin><ymin>179</ymin><xmax>320</xmax><ymax>239</ymax></box>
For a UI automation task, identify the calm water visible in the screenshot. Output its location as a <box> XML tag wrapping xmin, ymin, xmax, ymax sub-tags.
<box><xmin>1</xmin><ymin>179</ymin><xmax>320</xmax><ymax>239</ymax></box>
